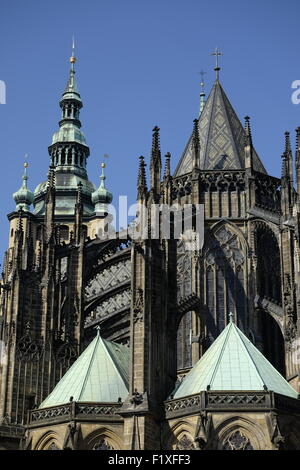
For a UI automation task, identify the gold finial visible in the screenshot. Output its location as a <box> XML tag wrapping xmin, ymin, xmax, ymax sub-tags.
<box><xmin>101</xmin><ymin>162</ymin><xmax>106</xmax><ymax>169</ymax></box>
<box><xmin>199</xmin><ymin>70</ymin><xmax>206</xmax><ymax>92</ymax></box>
<box><xmin>24</xmin><ymin>154</ymin><xmax>29</xmax><ymax>170</ymax></box>
<box><xmin>70</xmin><ymin>35</ymin><xmax>76</xmax><ymax>63</ymax></box>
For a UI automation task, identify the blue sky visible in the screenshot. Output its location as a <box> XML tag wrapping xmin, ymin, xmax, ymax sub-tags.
<box><xmin>0</xmin><ymin>0</ymin><xmax>299</xmax><ymax>259</ymax></box>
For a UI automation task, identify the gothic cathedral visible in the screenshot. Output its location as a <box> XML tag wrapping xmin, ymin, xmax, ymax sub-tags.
<box><xmin>0</xmin><ymin>49</ymin><xmax>300</xmax><ymax>451</ymax></box>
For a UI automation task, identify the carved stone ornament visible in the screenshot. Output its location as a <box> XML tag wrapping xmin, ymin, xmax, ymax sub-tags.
<box><xmin>267</xmin><ymin>412</ymin><xmax>285</xmax><ymax>449</ymax></box>
<box><xmin>133</xmin><ymin>288</ymin><xmax>144</xmax><ymax>323</ymax></box>
<box><xmin>222</xmin><ymin>430</ymin><xmax>253</xmax><ymax>450</ymax></box>
<box><xmin>55</xmin><ymin>340</ymin><xmax>77</xmax><ymax>364</ymax></box>
<box><xmin>194</xmin><ymin>411</ymin><xmax>210</xmax><ymax>449</ymax></box>
<box><xmin>17</xmin><ymin>322</ymin><xmax>41</xmax><ymax>362</ymax></box>
<box><xmin>130</xmin><ymin>389</ymin><xmax>144</xmax><ymax>406</ymax></box>
<box><xmin>283</xmin><ymin>274</ymin><xmax>297</xmax><ymax>346</ymax></box>
<box><xmin>285</xmin><ymin>314</ymin><xmax>297</xmax><ymax>347</ymax></box>
<box><xmin>47</xmin><ymin>442</ymin><xmax>60</xmax><ymax>450</ymax></box>
<box><xmin>175</xmin><ymin>434</ymin><xmax>196</xmax><ymax>450</ymax></box>
<box><xmin>93</xmin><ymin>438</ymin><xmax>114</xmax><ymax>450</ymax></box>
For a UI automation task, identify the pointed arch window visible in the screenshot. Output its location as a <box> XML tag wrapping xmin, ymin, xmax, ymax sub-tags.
<box><xmin>222</xmin><ymin>430</ymin><xmax>253</xmax><ymax>450</ymax></box>
<box><xmin>177</xmin><ymin>312</ymin><xmax>192</xmax><ymax>370</ymax></box>
<box><xmin>176</xmin><ymin>240</ymin><xmax>193</xmax><ymax>370</ymax></box>
<box><xmin>204</xmin><ymin>226</ymin><xmax>246</xmax><ymax>340</ymax></box>
<box><xmin>176</xmin><ymin>434</ymin><xmax>196</xmax><ymax>450</ymax></box>
<box><xmin>92</xmin><ymin>438</ymin><xmax>114</xmax><ymax>450</ymax></box>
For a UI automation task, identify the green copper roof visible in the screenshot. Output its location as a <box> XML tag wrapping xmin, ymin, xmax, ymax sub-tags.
<box><xmin>52</xmin><ymin>123</ymin><xmax>87</xmax><ymax>146</ymax></box>
<box><xmin>39</xmin><ymin>330</ymin><xmax>129</xmax><ymax>408</ymax></box>
<box><xmin>13</xmin><ymin>164</ymin><xmax>34</xmax><ymax>211</ymax></box>
<box><xmin>62</xmin><ymin>60</ymin><xmax>81</xmax><ymax>102</ymax></box>
<box><xmin>33</xmin><ymin>172</ymin><xmax>96</xmax><ymax>216</ymax></box>
<box><xmin>91</xmin><ymin>163</ymin><xmax>113</xmax><ymax>211</ymax></box>
<box><xmin>173</xmin><ymin>318</ymin><xmax>298</xmax><ymax>400</ymax></box>
<box><xmin>174</xmin><ymin>80</ymin><xmax>267</xmax><ymax>176</ymax></box>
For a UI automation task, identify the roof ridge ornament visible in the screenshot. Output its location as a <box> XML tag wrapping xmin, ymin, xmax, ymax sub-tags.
<box><xmin>70</xmin><ymin>35</ymin><xmax>76</xmax><ymax>67</ymax></box>
<box><xmin>198</xmin><ymin>70</ymin><xmax>207</xmax><ymax>115</ymax></box>
<box><xmin>211</xmin><ymin>47</ymin><xmax>223</xmax><ymax>81</ymax></box>
<box><xmin>95</xmin><ymin>325</ymin><xmax>101</xmax><ymax>336</ymax></box>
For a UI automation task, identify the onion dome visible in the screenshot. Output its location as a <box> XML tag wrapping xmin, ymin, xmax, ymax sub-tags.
<box><xmin>92</xmin><ymin>163</ymin><xmax>113</xmax><ymax>212</ymax></box>
<box><xmin>13</xmin><ymin>162</ymin><xmax>34</xmax><ymax>211</ymax></box>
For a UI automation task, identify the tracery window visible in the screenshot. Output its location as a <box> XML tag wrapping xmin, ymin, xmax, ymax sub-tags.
<box><xmin>46</xmin><ymin>442</ymin><xmax>60</xmax><ymax>450</ymax></box>
<box><xmin>204</xmin><ymin>226</ymin><xmax>246</xmax><ymax>340</ymax></box>
<box><xmin>222</xmin><ymin>430</ymin><xmax>253</xmax><ymax>450</ymax></box>
<box><xmin>176</xmin><ymin>434</ymin><xmax>196</xmax><ymax>450</ymax></box>
<box><xmin>177</xmin><ymin>312</ymin><xmax>192</xmax><ymax>370</ymax></box>
<box><xmin>177</xmin><ymin>241</ymin><xmax>193</xmax><ymax>370</ymax></box>
<box><xmin>92</xmin><ymin>438</ymin><xmax>114</xmax><ymax>450</ymax></box>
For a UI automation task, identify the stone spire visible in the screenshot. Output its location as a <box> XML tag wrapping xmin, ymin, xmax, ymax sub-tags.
<box><xmin>13</xmin><ymin>162</ymin><xmax>34</xmax><ymax>211</ymax></box>
<box><xmin>295</xmin><ymin>127</ymin><xmax>300</xmax><ymax>203</ymax></box>
<box><xmin>244</xmin><ymin>116</ymin><xmax>253</xmax><ymax>170</ymax></box>
<box><xmin>192</xmin><ymin>118</ymin><xmax>200</xmax><ymax>169</ymax></box>
<box><xmin>137</xmin><ymin>156</ymin><xmax>147</xmax><ymax>200</ymax></box>
<box><xmin>281</xmin><ymin>131</ymin><xmax>294</xmax><ymax>219</ymax></box>
<box><xmin>164</xmin><ymin>152</ymin><xmax>171</xmax><ymax>179</ymax></box>
<box><xmin>284</xmin><ymin>131</ymin><xmax>294</xmax><ymax>182</ymax></box>
<box><xmin>150</xmin><ymin>126</ymin><xmax>162</xmax><ymax>197</ymax></box>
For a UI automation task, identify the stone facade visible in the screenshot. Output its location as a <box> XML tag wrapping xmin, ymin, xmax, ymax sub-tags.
<box><xmin>0</xmin><ymin>63</ymin><xmax>300</xmax><ymax>450</ymax></box>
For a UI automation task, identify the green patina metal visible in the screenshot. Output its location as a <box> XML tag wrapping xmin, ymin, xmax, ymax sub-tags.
<box><xmin>39</xmin><ymin>329</ymin><xmax>129</xmax><ymax>408</ymax></box>
<box><xmin>13</xmin><ymin>163</ymin><xmax>34</xmax><ymax>212</ymax></box>
<box><xmin>92</xmin><ymin>163</ymin><xmax>113</xmax><ymax>212</ymax></box>
<box><xmin>32</xmin><ymin>52</ymin><xmax>112</xmax><ymax>217</ymax></box>
<box><xmin>173</xmin><ymin>317</ymin><xmax>298</xmax><ymax>400</ymax></box>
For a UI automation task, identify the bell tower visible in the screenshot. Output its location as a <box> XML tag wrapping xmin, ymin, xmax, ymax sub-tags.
<box><xmin>0</xmin><ymin>44</ymin><xmax>113</xmax><ymax>433</ymax></box>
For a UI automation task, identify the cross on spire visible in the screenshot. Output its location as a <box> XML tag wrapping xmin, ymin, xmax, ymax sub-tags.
<box><xmin>211</xmin><ymin>47</ymin><xmax>223</xmax><ymax>80</ymax></box>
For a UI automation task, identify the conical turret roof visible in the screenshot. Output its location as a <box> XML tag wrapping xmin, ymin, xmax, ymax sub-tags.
<box><xmin>174</xmin><ymin>80</ymin><xmax>267</xmax><ymax>176</ymax></box>
<box><xmin>39</xmin><ymin>330</ymin><xmax>129</xmax><ymax>408</ymax></box>
<box><xmin>173</xmin><ymin>318</ymin><xmax>298</xmax><ymax>400</ymax></box>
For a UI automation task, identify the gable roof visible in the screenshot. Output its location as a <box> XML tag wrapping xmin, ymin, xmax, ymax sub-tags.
<box><xmin>39</xmin><ymin>330</ymin><xmax>129</xmax><ymax>408</ymax></box>
<box><xmin>174</xmin><ymin>80</ymin><xmax>267</xmax><ymax>176</ymax></box>
<box><xmin>173</xmin><ymin>319</ymin><xmax>298</xmax><ymax>400</ymax></box>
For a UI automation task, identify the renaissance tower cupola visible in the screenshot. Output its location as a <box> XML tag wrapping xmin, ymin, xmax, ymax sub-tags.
<box><xmin>33</xmin><ymin>42</ymin><xmax>96</xmax><ymax>217</ymax></box>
